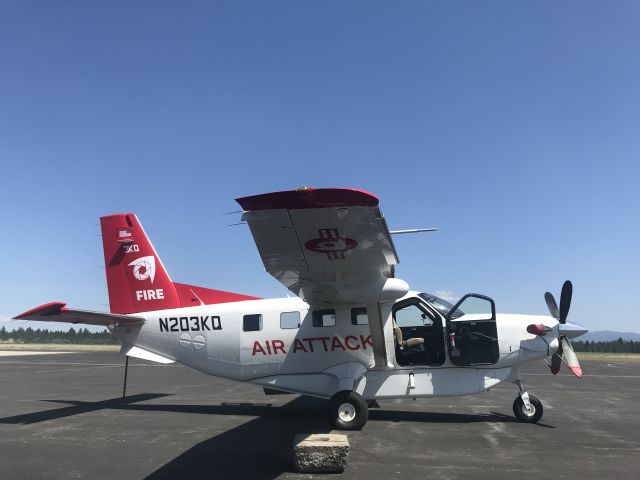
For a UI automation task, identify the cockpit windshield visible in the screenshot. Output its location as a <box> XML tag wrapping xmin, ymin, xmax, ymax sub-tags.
<box><xmin>420</xmin><ymin>293</ymin><xmax>464</xmax><ymax>319</ymax></box>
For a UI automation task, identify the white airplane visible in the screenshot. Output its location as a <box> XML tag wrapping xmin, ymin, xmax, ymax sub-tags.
<box><xmin>15</xmin><ymin>188</ymin><xmax>588</xmax><ymax>430</ymax></box>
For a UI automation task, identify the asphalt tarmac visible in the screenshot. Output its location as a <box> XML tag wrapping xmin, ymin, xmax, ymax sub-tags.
<box><xmin>0</xmin><ymin>352</ymin><xmax>638</xmax><ymax>479</ymax></box>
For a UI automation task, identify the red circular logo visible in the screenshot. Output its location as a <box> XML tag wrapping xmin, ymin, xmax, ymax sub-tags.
<box><xmin>305</xmin><ymin>229</ymin><xmax>358</xmax><ymax>260</ymax></box>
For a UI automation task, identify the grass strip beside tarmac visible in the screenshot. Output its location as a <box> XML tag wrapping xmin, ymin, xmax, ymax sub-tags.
<box><xmin>0</xmin><ymin>343</ymin><xmax>120</xmax><ymax>352</ymax></box>
<box><xmin>576</xmin><ymin>352</ymin><xmax>640</xmax><ymax>362</ymax></box>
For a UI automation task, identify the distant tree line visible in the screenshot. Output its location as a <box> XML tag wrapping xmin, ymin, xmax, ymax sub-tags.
<box><xmin>0</xmin><ymin>326</ymin><xmax>118</xmax><ymax>344</ymax></box>
<box><xmin>572</xmin><ymin>338</ymin><xmax>640</xmax><ymax>354</ymax></box>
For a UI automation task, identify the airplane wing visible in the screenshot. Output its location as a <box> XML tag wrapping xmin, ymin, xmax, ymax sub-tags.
<box><xmin>236</xmin><ymin>188</ymin><xmax>409</xmax><ymax>306</ymax></box>
<box><xmin>14</xmin><ymin>302</ymin><xmax>145</xmax><ymax>327</ymax></box>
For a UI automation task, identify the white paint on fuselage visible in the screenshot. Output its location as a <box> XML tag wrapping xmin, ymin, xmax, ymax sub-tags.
<box><xmin>111</xmin><ymin>296</ymin><xmax>560</xmax><ymax>400</ymax></box>
<box><xmin>112</xmin><ymin>297</ymin><xmax>376</xmax><ymax>380</ymax></box>
<box><xmin>495</xmin><ymin>313</ymin><xmax>560</xmax><ymax>365</ymax></box>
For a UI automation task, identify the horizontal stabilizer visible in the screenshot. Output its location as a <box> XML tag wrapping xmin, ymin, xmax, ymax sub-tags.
<box><xmin>14</xmin><ymin>302</ymin><xmax>145</xmax><ymax>327</ymax></box>
<box><xmin>120</xmin><ymin>344</ymin><xmax>175</xmax><ymax>364</ymax></box>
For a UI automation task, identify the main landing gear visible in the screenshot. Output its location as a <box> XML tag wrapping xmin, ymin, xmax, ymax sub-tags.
<box><xmin>327</xmin><ymin>390</ymin><xmax>369</xmax><ymax>430</ymax></box>
<box><xmin>326</xmin><ymin>378</ymin><xmax>546</xmax><ymax>429</ymax></box>
<box><xmin>513</xmin><ymin>378</ymin><xmax>543</xmax><ymax>423</ymax></box>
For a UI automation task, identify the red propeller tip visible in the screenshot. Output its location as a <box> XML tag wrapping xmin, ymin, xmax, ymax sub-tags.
<box><xmin>568</xmin><ymin>366</ymin><xmax>583</xmax><ymax>378</ymax></box>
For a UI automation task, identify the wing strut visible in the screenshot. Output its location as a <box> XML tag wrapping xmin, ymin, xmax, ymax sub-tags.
<box><xmin>366</xmin><ymin>301</ymin><xmax>393</xmax><ymax>368</ymax></box>
<box><xmin>389</xmin><ymin>228</ymin><xmax>438</xmax><ymax>234</ymax></box>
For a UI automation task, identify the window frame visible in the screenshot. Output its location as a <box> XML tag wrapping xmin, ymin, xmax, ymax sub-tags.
<box><xmin>280</xmin><ymin>311</ymin><xmax>300</xmax><ymax>329</ymax></box>
<box><xmin>350</xmin><ymin>307</ymin><xmax>369</xmax><ymax>325</ymax></box>
<box><xmin>312</xmin><ymin>309</ymin><xmax>336</xmax><ymax>327</ymax></box>
<box><xmin>243</xmin><ymin>313</ymin><xmax>263</xmax><ymax>332</ymax></box>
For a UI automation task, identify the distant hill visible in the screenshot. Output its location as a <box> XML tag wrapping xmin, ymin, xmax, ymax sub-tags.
<box><xmin>578</xmin><ymin>330</ymin><xmax>640</xmax><ymax>342</ymax></box>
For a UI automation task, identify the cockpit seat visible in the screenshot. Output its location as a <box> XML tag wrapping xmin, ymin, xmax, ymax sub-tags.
<box><xmin>393</xmin><ymin>321</ymin><xmax>425</xmax><ymax>350</ymax></box>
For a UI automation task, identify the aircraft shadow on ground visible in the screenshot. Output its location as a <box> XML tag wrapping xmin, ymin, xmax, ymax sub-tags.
<box><xmin>0</xmin><ymin>393</ymin><xmax>170</xmax><ymax>424</ymax></box>
<box><xmin>0</xmin><ymin>395</ymin><xmax>330</xmax><ymax>480</ymax></box>
<box><xmin>370</xmin><ymin>408</ymin><xmax>555</xmax><ymax>428</ymax></box>
<box><xmin>0</xmin><ymin>395</ymin><xmax>554</xmax><ymax>479</ymax></box>
<box><xmin>143</xmin><ymin>396</ymin><xmax>331</xmax><ymax>480</ymax></box>
<box><xmin>0</xmin><ymin>393</ymin><xmax>554</xmax><ymax>428</ymax></box>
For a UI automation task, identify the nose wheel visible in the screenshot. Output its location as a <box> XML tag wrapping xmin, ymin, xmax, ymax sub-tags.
<box><xmin>512</xmin><ymin>378</ymin><xmax>543</xmax><ymax>423</ymax></box>
<box><xmin>513</xmin><ymin>394</ymin><xmax>543</xmax><ymax>423</ymax></box>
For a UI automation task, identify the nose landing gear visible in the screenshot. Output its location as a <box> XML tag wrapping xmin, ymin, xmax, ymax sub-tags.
<box><xmin>513</xmin><ymin>378</ymin><xmax>543</xmax><ymax>423</ymax></box>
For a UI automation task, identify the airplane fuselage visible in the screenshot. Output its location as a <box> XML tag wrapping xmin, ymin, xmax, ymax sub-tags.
<box><xmin>112</xmin><ymin>293</ymin><xmax>559</xmax><ymax>400</ymax></box>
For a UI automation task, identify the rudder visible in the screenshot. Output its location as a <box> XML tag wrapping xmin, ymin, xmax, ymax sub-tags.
<box><xmin>100</xmin><ymin>214</ymin><xmax>181</xmax><ymax>314</ymax></box>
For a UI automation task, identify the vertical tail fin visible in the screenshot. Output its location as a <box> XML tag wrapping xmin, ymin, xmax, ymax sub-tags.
<box><xmin>100</xmin><ymin>214</ymin><xmax>181</xmax><ymax>314</ymax></box>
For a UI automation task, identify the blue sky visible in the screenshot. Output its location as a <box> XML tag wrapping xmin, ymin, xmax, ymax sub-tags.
<box><xmin>1</xmin><ymin>1</ymin><xmax>638</xmax><ymax>333</ymax></box>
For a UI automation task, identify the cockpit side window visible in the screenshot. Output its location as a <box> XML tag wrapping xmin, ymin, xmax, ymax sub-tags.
<box><xmin>394</xmin><ymin>304</ymin><xmax>434</xmax><ymax>328</ymax></box>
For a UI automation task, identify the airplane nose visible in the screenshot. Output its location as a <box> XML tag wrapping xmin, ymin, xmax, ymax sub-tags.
<box><xmin>558</xmin><ymin>321</ymin><xmax>589</xmax><ymax>339</ymax></box>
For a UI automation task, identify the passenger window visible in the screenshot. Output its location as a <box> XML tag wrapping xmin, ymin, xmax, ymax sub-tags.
<box><xmin>312</xmin><ymin>309</ymin><xmax>336</xmax><ymax>327</ymax></box>
<box><xmin>394</xmin><ymin>305</ymin><xmax>433</xmax><ymax>328</ymax></box>
<box><xmin>243</xmin><ymin>314</ymin><xmax>262</xmax><ymax>332</ymax></box>
<box><xmin>280</xmin><ymin>311</ymin><xmax>300</xmax><ymax>329</ymax></box>
<box><xmin>351</xmin><ymin>307</ymin><xmax>368</xmax><ymax>325</ymax></box>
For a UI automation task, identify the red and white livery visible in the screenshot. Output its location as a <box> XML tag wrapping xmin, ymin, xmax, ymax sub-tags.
<box><xmin>15</xmin><ymin>188</ymin><xmax>587</xmax><ymax>429</ymax></box>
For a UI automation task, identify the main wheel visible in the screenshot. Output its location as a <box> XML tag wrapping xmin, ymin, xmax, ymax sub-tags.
<box><xmin>327</xmin><ymin>391</ymin><xmax>368</xmax><ymax>430</ymax></box>
<box><xmin>513</xmin><ymin>394</ymin><xmax>543</xmax><ymax>423</ymax></box>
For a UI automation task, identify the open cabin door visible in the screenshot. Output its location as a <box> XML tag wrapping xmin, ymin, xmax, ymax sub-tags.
<box><xmin>446</xmin><ymin>294</ymin><xmax>499</xmax><ymax>366</ymax></box>
<box><xmin>391</xmin><ymin>297</ymin><xmax>446</xmax><ymax>367</ymax></box>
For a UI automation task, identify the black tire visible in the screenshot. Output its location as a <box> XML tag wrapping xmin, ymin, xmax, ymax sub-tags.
<box><xmin>327</xmin><ymin>391</ymin><xmax>369</xmax><ymax>430</ymax></box>
<box><xmin>513</xmin><ymin>394</ymin><xmax>543</xmax><ymax>423</ymax></box>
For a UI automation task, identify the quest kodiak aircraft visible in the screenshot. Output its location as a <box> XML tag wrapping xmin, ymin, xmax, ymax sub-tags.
<box><xmin>15</xmin><ymin>188</ymin><xmax>587</xmax><ymax>430</ymax></box>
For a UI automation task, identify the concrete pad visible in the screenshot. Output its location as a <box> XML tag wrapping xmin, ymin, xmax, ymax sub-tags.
<box><xmin>293</xmin><ymin>433</ymin><xmax>350</xmax><ymax>472</ymax></box>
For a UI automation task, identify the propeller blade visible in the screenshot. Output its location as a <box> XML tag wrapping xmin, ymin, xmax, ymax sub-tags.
<box><xmin>550</xmin><ymin>338</ymin><xmax>563</xmax><ymax>375</ymax></box>
<box><xmin>560</xmin><ymin>336</ymin><xmax>582</xmax><ymax>378</ymax></box>
<box><xmin>559</xmin><ymin>280</ymin><xmax>573</xmax><ymax>324</ymax></box>
<box><xmin>544</xmin><ymin>292</ymin><xmax>560</xmax><ymax>320</ymax></box>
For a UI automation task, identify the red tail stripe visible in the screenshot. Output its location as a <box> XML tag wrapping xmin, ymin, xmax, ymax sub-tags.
<box><xmin>174</xmin><ymin>283</ymin><xmax>261</xmax><ymax>307</ymax></box>
<box><xmin>100</xmin><ymin>213</ymin><xmax>259</xmax><ymax>314</ymax></box>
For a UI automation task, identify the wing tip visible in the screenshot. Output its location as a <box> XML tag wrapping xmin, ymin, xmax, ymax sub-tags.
<box><xmin>14</xmin><ymin>302</ymin><xmax>66</xmax><ymax>320</ymax></box>
<box><xmin>236</xmin><ymin>187</ymin><xmax>379</xmax><ymax>211</ymax></box>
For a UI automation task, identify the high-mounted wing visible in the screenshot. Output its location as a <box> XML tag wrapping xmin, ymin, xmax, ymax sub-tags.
<box><xmin>14</xmin><ymin>302</ymin><xmax>145</xmax><ymax>327</ymax></box>
<box><xmin>236</xmin><ymin>188</ymin><xmax>409</xmax><ymax>306</ymax></box>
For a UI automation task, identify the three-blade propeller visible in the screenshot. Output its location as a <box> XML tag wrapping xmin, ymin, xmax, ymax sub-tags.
<box><xmin>544</xmin><ymin>280</ymin><xmax>582</xmax><ymax>377</ymax></box>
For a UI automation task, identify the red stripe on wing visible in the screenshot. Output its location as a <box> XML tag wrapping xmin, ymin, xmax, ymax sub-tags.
<box><xmin>236</xmin><ymin>188</ymin><xmax>379</xmax><ymax>211</ymax></box>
